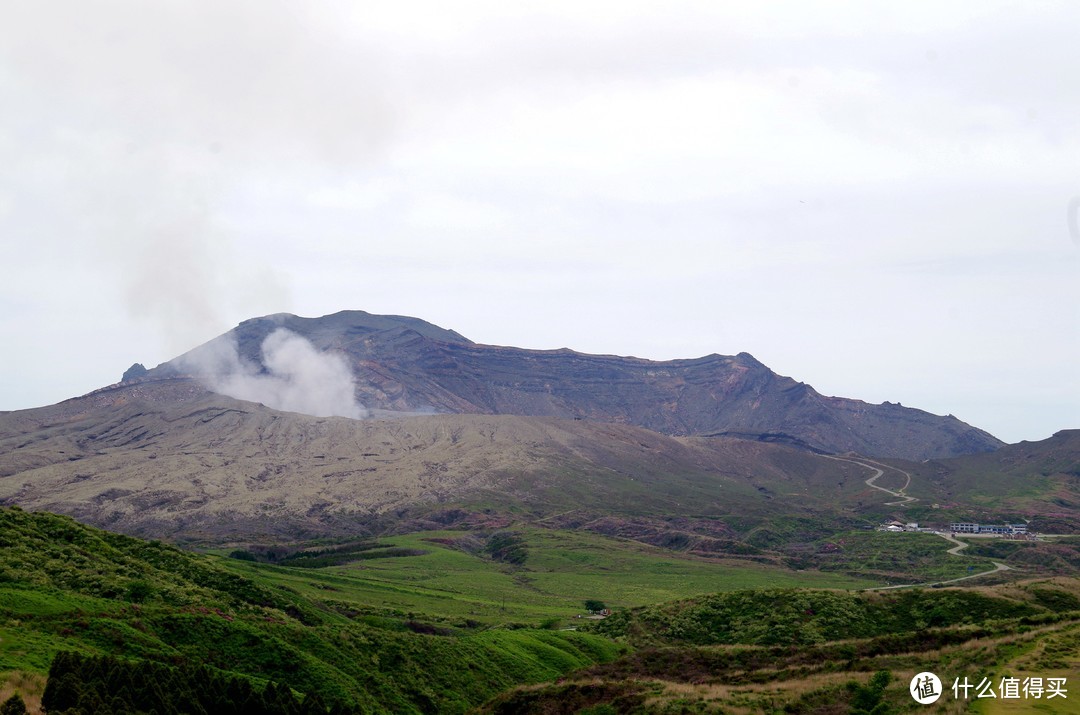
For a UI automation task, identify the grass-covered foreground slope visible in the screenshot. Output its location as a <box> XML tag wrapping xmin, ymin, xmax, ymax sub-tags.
<box><xmin>483</xmin><ymin>580</ymin><xmax>1080</xmax><ymax>713</ymax></box>
<box><xmin>0</xmin><ymin>507</ymin><xmax>623</xmax><ymax>713</ymax></box>
<box><xmin>591</xmin><ymin>584</ymin><xmax>1077</xmax><ymax>646</ymax></box>
<box><xmin>215</xmin><ymin>528</ymin><xmax>875</xmax><ymax>629</ymax></box>
<box><xmin>3</xmin><ymin>505</ymin><xmax>1076</xmax><ymax>714</ymax></box>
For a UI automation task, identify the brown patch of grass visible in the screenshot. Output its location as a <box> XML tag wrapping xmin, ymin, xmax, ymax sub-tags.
<box><xmin>641</xmin><ymin>671</ymin><xmax>863</xmax><ymax>714</ymax></box>
<box><xmin>0</xmin><ymin>671</ymin><xmax>46</xmax><ymax>714</ymax></box>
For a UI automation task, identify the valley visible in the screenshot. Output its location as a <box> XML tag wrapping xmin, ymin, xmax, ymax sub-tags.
<box><xmin>2</xmin><ymin>507</ymin><xmax>1077</xmax><ymax>713</ymax></box>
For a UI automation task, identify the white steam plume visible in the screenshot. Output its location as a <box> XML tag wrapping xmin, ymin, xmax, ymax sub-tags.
<box><xmin>180</xmin><ymin>329</ymin><xmax>366</xmax><ymax>419</ymax></box>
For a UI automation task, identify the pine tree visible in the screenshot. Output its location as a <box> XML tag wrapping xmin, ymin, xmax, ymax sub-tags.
<box><xmin>109</xmin><ymin>693</ymin><xmax>130</xmax><ymax>714</ymax></box>
<box><xmin>263</xmin><ymin>681</ymin><xmax>300</xmax><ymax>715</ymax></box>
<box><xmin>0</xmin><ymin>693</ymin><xmax>27</xmax><ymax>715</ymax></box>
<box><xmin>227</xmin><ymin>674</ymin><xmax>253</xmax><ymax>708</ymax></box>
<box><xmin>46</xmin><ymin>651</ymin><xmax>76</xmax><ymax>681</ymax></box>
<box><xmin>262</xmin><ymin>681</ymin><xmax>281</xmax><ymax>714</ymax></box>
<box><xmin>299</xmin><ymin>692</ymin><xmax>327</xmax><ymax>715</ymax></box>
<box><xmin>327</xmin><ymin>701</ymin><xmax>358</xmax><ymax>715</ymax></box>
<box><xmin>41</xmin><ymin>672</ymin><xmax>82</xmax><ymax>713</ymax></box>
<box><xmin>77</xmin><ymin>688</ymin><xmax>107</xmax><ymax>715</ymax></box>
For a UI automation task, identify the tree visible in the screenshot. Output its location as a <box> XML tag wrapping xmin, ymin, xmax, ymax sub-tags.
<box><xmin>41</xmin><ymin>672</ymin><xmax>82</xmax><ymax>713</ymax></box>
<box><xmin>299</xmin><ymin>692</ymin><xmax>328</xmax><ymax>715</ymax></box>
<box><xmin>584</xmin><ymin>599</ymin><xmax>607</xmax><ymax>613</ymax></box>
<box><xmin>125</xmin><ymin>580</ymin><xmax>155</xmax><ymax>603</ymax></box>
<box><xmin>486</xmin><ymin>532</ymin><xmax>528</xmax><ymax>565</ymax></box>
<box><xmin>849</xmin><ymin>670</ymin><xmax>892</xmax><ymax>715</ymax></box>
<box><xmin>0</xmin><ymin>694</ymin><xmax>27</xmax><ymax>715</ymax></box>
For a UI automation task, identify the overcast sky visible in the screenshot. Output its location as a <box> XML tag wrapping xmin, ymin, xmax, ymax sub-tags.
<box><xmin>1</xmin><ymin>1</ymin><xmax>1077</xmax><ymax>444</ymax></box>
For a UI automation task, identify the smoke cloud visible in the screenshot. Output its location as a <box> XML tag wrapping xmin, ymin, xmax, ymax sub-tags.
<box><xmin>179</xmin><ymin>328</ymin><xmax>366</xmax><ymax>419</ymax></box>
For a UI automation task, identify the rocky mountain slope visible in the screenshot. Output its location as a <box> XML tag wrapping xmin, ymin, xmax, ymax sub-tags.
<box><xmin>2</xmin><ymin>377</ymin><xmax>1074</xmax><ymax>543</ymax></box>
<box><xmin>0</xmin><ymin>379</ymin><xmax>879</xmax><ymax>540</ymax></box>
<box><xmin>895</xmin><ymin>428</ymin><xmax>1080</xmax><ymax>531</ymax></box>
<box><xmin>140</xmin><ymin>310</ymin><xmax>1002</xmax><ymax>460</ymax></box>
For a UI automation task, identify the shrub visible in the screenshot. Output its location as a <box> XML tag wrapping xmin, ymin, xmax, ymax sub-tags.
<box><xmin>0</xmin><ymin>694</ymin><xmax>27</xmax><ymax>715</ymax></box>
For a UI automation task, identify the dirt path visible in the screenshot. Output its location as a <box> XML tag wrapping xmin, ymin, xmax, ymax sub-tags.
<box><xmin>822</xmin><ymin>454</ymin><xmax>917</xmax><ymax>506</ymax></box>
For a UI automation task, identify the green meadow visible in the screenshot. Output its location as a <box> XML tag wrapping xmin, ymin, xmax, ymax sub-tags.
<box><xmin>214</xmin><ymin>527</ymin><xmax>877</xmax><ymax>626</ymax></box>
<box><xmin>6</xmin><ymin>505</ymin><xmax>1072</xmax><ymax>713</ymax></box>
<box><xmin>0</xmin><ymin>508</ymin><xmax>630</xmax><ymax>712</ymax></box>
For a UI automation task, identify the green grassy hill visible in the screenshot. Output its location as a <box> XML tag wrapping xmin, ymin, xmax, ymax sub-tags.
<box><xmin>483</xmin><ymin>579</ymin><xmax>1080</xmax><ymax>713</ymax></box>
<box><xmin>886</xmin><ymin>429</ymin><xmax>1080</xmax><ymax>530</ymax></box>
<box><xmin>3</xmin><ymin>506</ymin><xmax>1077</xmax><ymax>714</ymax></box>
<box><xmin>0</xmin><ymin>507</ymin><xmax>623</xmax><ymax>713</ymax></box>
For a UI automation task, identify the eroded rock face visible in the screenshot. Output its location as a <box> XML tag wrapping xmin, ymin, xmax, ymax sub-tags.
<box><xmin>121</xmin><ymin>363</ymin><xmax>148</xmax><ymax>382</ymax></box>
<box><xmin>147</xmin><ymin>311</ymin><xmax>1002</xmax><ymax>460</ymax></box>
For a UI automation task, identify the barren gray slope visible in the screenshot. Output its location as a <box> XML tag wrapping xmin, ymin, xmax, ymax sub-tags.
<box><xmin>0</xmin><ymin>379</ymin><xmax>875</xmax><ymax>540</ymax></box>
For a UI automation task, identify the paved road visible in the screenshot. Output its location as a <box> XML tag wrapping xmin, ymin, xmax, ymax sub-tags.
<box><xmin>864</xmin><ymin>532</ymin><xmax>1011</xmax><ymax>591</ymax></box>
<box><xmin>937</xmin><ymin>531</ymin><xmax>970</xmax><ymax>556</ymax></box>
<box><xmin>820</xmin><ymin>456</ymin><xmax>1013</xmax><ymax>590</ymax></box>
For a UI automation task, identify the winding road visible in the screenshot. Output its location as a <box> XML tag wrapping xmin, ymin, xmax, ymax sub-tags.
<box><xmin>869</xmin><ymin>535</ymin><xmax>1011</xmax><ymax>591</ymax></box>
<box><xmin>821</xmin><ymin>455</ymin><xmax>1013</xmax><ymax>590</ymax></box>
<box><xmin>821</xmin><ymin>454</ymin><xmax>917</xmax><ymax>506</ymax></box>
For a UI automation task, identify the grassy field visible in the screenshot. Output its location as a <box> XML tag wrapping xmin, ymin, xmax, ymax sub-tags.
<box><xmin>0</xmin><ymin>507</ymin><xmax>628</xmax><ymax>712</ymax></box>
<box><xmin>803</xmin><ymin>530</ymin><xmax>1000</xmax><ymax>583</ymax></box>
<box><xmin>482</xmin><ymin>622</ymin><xmax>1080</xmax><ymax>714</ymax></box>
<box><xmin>215</xmin><ymin>527</ymin><xmax>877</xmax><ymax>627</ymax></box>
<box><xmin>4</xmin><ymin>506</ymin><xmax>1071</xmax><ymax>713</ymax></box>
<box><xmin>0</xmin><ymin>507</ymin><xmax>878</xmax><ymax>712</ymax></box>
<box><xmin>976</xmin><ymin>616</ymin><xmax>1080</xmax><ymax>715</ymax></box>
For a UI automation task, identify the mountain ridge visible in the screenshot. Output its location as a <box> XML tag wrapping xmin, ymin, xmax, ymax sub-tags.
<box><xmin>131</xmin><ymin>310</ymin><xmax>1002</xmax><ymax>461</ymax></box>
<box><xmin>3</xmin><ymin>309</ymin><xmax>1057</xmax><ymax>545</ymax></box>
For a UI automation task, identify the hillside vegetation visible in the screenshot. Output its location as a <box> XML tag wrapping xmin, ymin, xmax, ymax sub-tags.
<box><xmin>0</xmin><ymin>507</ymin><xmax>622</xmax><ymax>713</ymax></box>
<box><xmin>485</xmin><ymin>580</ymin><xmax>1080</xmax><ymax>713</ymax></box>
<box><xmin>214</xmin><ymin>527</ymin><xmax>874</xmax><ymax>628</ymax></box>
<box><xmin>2</xmin><ymin>506</ymin><xmax>1079</xmax><ymax>713</ymax></box>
